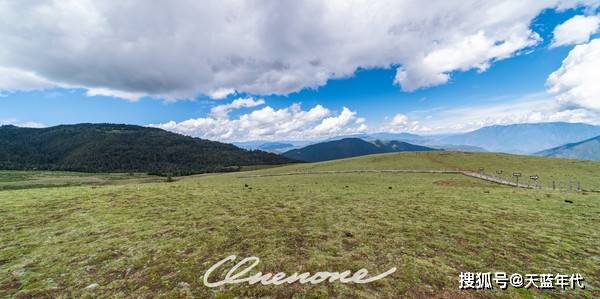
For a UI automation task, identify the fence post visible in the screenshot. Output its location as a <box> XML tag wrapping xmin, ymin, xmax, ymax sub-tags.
<box><xmin>552</xmin><ymin>181</ymin><xmax>555</xmax><ymax>190</ymax></box>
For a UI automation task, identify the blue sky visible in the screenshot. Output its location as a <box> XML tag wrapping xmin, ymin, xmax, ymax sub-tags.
<box><xmin>1</xmin><ymin>2</ymin><xmax>599</xmax><ymax>141</ymax></box>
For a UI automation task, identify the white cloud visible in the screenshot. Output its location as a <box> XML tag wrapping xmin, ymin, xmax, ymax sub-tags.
<box><xmin>154</xmin><ymin>91</ymin><xmax>599</xmax><ymax>140</ymax></box>
<box><xmin>149</xmin><ymin>99</ymin><xmax>366</xmax><ymax>141</ymax></box>
<box><xmin>314</xmin><ymin>107</ymin><xmax>356</xmax><ymax>135</ymax></box>
<box><xmin>210</xmin><ymin>97</ymin><xmax>265</xmax><ymax>118</ymax></box>
<box><xmin>396</xmin><ymin>26</ymin><xmax>541</xmax><ymax>91</ymax></box>
<box><xmin>1</xmin><ymin>118</ymin><xmax>47</xmax><ymax>128</ymax></box>
<box><xmin>547</xmin><ymin>38</ymin><xmax>600</xmax><ymax>112</ymax></box>
<box><xmin>207</xmin><ymin>88</ymin><xmax>236</xmax><ymax>100</ymax></box>
<box><xmin>389</xmin><ymin>36</ymin><xmax>600</xmax><ymax>134</ymax></box>
<box><xmin>16</xmin><ymin>121</ymin><xmax>47</xmax><ymax>128</ymax></box>
<box><xmin>1</xmin><ymin>1</ymin><xmax>598</xmax><ymax>100</ymax></box>
<box><xmin>552</xmin><ymin>15</ymin><xmax>600</xmax><ymax>47</ymax></box>
<box><xmin>390</xmin><ymin>114</ymin><xmax>409</xmax><ymax>127</ymax></box>
<box><xmin>382</xmin><ymin>92</ymin><xmax>600</xmax><ymax>134</ymax></box>
<box><xmin>0</xmin><ymin>67</ymin><xmax>56</xmax><ymax>91</ymax></box>
<box><xmin>382</xmin><ymin>113</ymin><xmax>428</xmax><ymax>132</ymax></box>
<box><xmin>85</xmin><ymin>87</ymin><xmax>148</xmax><ymax>102</ymax></box>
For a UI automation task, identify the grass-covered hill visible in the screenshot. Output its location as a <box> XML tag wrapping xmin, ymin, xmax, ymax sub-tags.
<box><xmin>272</xmin><ymin>151</ymin><xmax>600</xmax><ymax>189</ymax></box>
<box><xmin>282</xmin><ymin>137</ymin><xmax>436</xmax><ymax>162</ymax></box>
<box><xmin>537</xmin><ymin>135</ymin><xmax>600</xmax><ymax>161</ymax></box>
<box><xmin>1</xmin><ymin>151</ymin><xmax>599</xmax><ymax>298</ymax></box>
<box><xmin>0</xmin><ymin>124</ymin><xmax>295</xmax><ymax>174</ymax></box>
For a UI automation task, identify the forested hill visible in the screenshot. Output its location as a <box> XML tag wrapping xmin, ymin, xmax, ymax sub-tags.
<box><xmin>0</xmin><ymin>124</ymin><xmax>296</xmax><ymax>174</ymax></box>
<box><xmin>283</xmin><ymin>138</ymin><xmax>437</xmax><ymax>162</ymax></box>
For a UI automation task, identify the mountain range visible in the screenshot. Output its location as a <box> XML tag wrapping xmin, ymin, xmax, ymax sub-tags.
<box><xmin>0</xmin><ymin>124</ymin><xmax>295</xmax><ymax>174</ymax></box>
<box><xmin>238</xmin><ymin>122</ymin><xmax>600</xmax><ymax>159</ymax></box>
<box><xmin>435</xmin><ymin>122</ymin><xmax>600</xmax><ymax>154</ymax></box>
<box><xmin>536</xmin><ymin>135</ymin><xmax>600</xmax><ymax>161</ymax></box>
<box><xmin>232</xmin><ymin>140</ymin><xmax>304</xmax><ymax>153</ymax></box>
<box><xmin>3</xmin><ymin>122</ymin><xmax>599</xmax><ymax>173</ymax></box>
<box><xmin>331</xmin><ymin>123</ymin><xmax>600</xmax><ymax>154</ymax></box>
<box><xmin>325</xmin><ymin>132</ymin><xmax>428</xmax><ymax>144</ymax></box>
<box><xmin>282</xmin><ymin>138</ymin><xmax>437</xmax><ymax>162</ymax></box>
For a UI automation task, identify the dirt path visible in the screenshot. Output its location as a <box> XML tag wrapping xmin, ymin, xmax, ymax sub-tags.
<box><xmin>240</xmin><ymin>169</ymin><xmax>534</xmax><ymax>189</ymax></box>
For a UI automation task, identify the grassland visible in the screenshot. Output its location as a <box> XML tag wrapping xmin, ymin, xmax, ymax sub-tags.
<box><xmin>1</xmin><ymin>152</ymin><xmax>599</xmax><ymax>298</ymax></box>
<box><xmin>0</xmin><ymin>171</ymin><xmax>164</xmax><ymax>191</ymax></box>
<box><xmin>258</xmin><ymin>151</ymin><xmax>600</xmax><ymax>190</ymax></box>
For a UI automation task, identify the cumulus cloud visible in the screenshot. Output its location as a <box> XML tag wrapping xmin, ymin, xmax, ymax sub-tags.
<box><xmin>210</xmin><ymin>97</ymin><xmax>265</xmax><ymax>118</ymax></box>
<box><xmin>85</xmin><ymin>88</ymin><xmax>148</xmax><ymax>102</ymax></box>
<box><xmin>149</xmin><ymin>98</ymin><xmax>366</xmax><ymax>141</ymax></box>
<box><xmin>552</xmin><ymin>15</ymin><xmax>600</xmax><ymax>47</ymax></box>
<box><xmin>437</xmin><ymin>99</ymin><xmax>599</xmax><ymax>131</ymax></box>
<box><xmin>381</xmin><ymin>113</ymin><xmax>427</xmax><ymax>133</ymax></box>
<box><xmin>1</xmin><ymin>0</ymin><xmax>598</xmax><ymax>100</ymax></box>
<box><xmin>207</xmin><ymin>88</ymin><xmax>236</xmax><ymax>100</ymax></box>
<box><xmin>395</xmin><ymin>26</ymin><xmax>541</xmax><ymax>91</ymax></box>
<box><xmin>382</xmin><ymin>92</ymin><xmax>600</xmax><ymax>134</ymax></box>
<box><xmin>547</xmin><ymin>38</ymin><xmax>600</xmax><ymax>112</ymax></box>
<box><xmin>0</xmin><ymin>67</ymin><xmax>56</xmax><ymax>91</ymax></box>
<box><xmin>390</xmin><ymin>114</ymin><xmax>409</xmax><ymax>127</ymax></box>
<box><xmin>313</xmin><ymin>107</ymin><xmax>358</xmax><ymax>135</ymax></box>
<box><xmin>0</xmin><ymin>118</ymin><xmax>47</xmax><ymax>128</ymax></box>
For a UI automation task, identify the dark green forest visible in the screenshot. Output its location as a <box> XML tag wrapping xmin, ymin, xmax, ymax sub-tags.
<box><xmin>0</xmin><ymin>124</ymin><xmax>296</xmax><ymax>175</ymax></box>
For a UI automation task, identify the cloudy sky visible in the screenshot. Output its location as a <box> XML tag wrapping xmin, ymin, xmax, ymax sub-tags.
<box><xmin>1</xmin><ymin>1</ymin><xmax>599</xmax><ymax>141</ymax></box>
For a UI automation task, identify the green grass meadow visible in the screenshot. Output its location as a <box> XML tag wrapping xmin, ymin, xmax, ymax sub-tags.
<box><xmin>1</xmin><ymin>152</ymin><xmax>599</xmax><ymax>298</ymax></box>
<box><xmin>0</xmin><ymin>171</ymin><xmax>163</xmax><ymax>191</ymax></box>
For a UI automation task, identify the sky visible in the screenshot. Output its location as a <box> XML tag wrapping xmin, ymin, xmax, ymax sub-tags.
<box><xmin>1</xmin><ymin>1</ymin><xmax>600</xmax><ymax>142</ymax></box>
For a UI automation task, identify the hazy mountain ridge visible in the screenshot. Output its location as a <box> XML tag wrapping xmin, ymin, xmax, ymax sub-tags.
<box><xmin>251</xmin><ymin>122</ymin><xmax>600</xmax><ymax>155</ymax></box>
<box><xmin>437</xmin><ymin>122</ymin><xmax>600</xmax><ymax>154</ymax></box>
<box><xmin>536</xmin><ymin>135</ymin><xmax>600</xmax><ymax>161</ymax></box>
<box><xmin>233</xmin><ymin>140</ymin><xmax>312</xmax><ymax>152</ymax></box>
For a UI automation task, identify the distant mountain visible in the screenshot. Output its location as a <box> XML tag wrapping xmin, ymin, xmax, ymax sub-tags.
<box><xmin>0</xmin><ymin>124</ymin><xmax>296</xmax><ymax>174</ymax></box>
<box><xmin>536</xmin><ymin>135</ymin><xmax>600</xmax><ymax>161</ymax></box>
<box><xmin>235</xmin><ymin>122</ymin><xmax>600</xmax><ymax>156</ymax></box>
<box><xmin>301</xmin><ymin>132</ymin><xmax>486</xmax><ymax>152</ymax></box>
<box><xmin>365</xmin><ymin>132</ymin><xmax>427</xmax><ymax>143</ymax></box>
<box><xmin>282</xmin><ymin>138</ymin><xmax>437</xmax><ymax>162</ymax></box>
<box><xmin>256</xmin><ymin>142</ymin><xmax>295</xmax><ymax>152</ymax></box>
<box><xmin>233</xmin><ymin>140</ymin><xmax>313</xmax><ymax>152</ymax></box>
<box><xmin>325</xmin><ymin>132</ymin><xmax>428</xmax><ymax>144</ymax></box>
<box><xmin>429</xmin><ymin>144</ymin><xmax>487</xmax><ymax>152</ymax></box>
<box><xmin>438</xmin><ymin>122</ymin><xmax>600</xmax><ymax>154</ymax></box>
<box><xmin>371</xmin><ymin>140</ymin><xmax>437</xmax><ymax>152</ymax></box>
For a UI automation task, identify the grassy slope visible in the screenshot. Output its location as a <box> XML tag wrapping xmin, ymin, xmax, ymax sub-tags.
<box><xmin>0</xmin><ymin>152</ymin><xmax>599</xmax><ymax>298</ymax></box>
<box><xmin>0</xmin><ymin>171</ymin><xmax>164</xmax><ymax>191</ymax></box>
<box><xmin>260</xmin><ymin>151</ymin><xmax>600</xmax><ymax>190</ymax></box>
